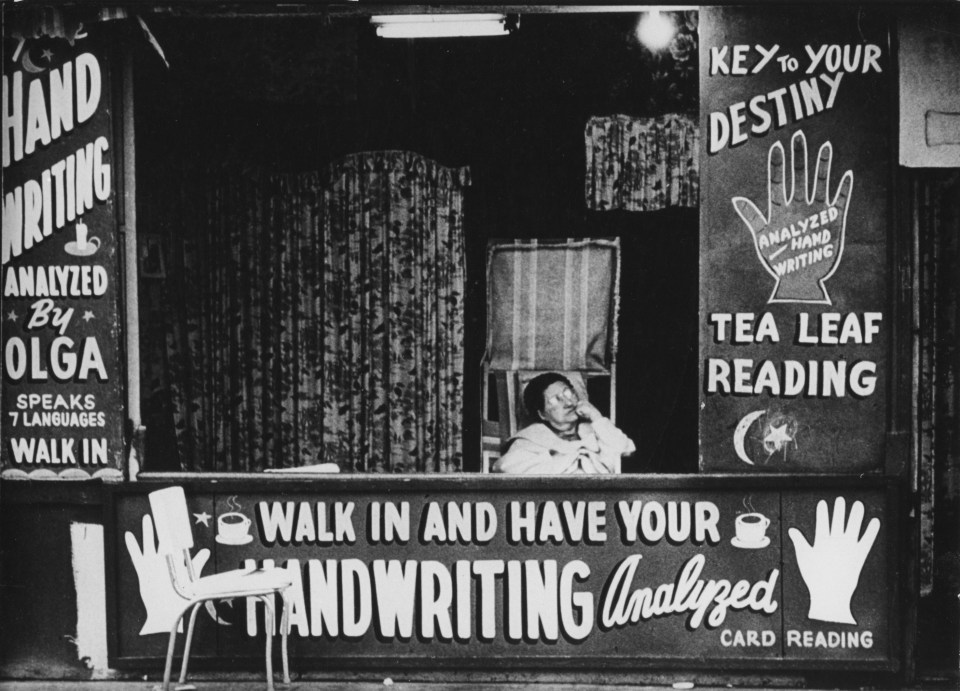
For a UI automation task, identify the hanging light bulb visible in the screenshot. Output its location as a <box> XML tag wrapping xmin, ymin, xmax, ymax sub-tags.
<box><xmin>637</xmin><ymin>10</ymin><xmax>676</xmax><ymax>51</ymax></box>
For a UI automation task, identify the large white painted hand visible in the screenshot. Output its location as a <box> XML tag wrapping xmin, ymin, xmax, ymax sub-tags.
<box><xmin>124</xmin><ymin>514</ymin><xmax>210</xmax><ymax>635</ymax></box>
<box><xmin>787</xmin><ymin>497</ymin><xmax>880</xmax><ymax>625</ymax></box>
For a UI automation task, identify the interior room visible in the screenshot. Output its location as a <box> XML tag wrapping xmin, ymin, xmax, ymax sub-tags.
<box><xmin>134</xmin><ymin>9</ymin><xmax>702</xmax><ymax>474</ymax></box>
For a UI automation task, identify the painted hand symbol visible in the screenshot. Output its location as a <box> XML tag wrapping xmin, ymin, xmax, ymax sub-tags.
<box><xmin>124</xmin><ymin>514</ymin><xmax>210</xmax><ymax>635</ymax></box>
<box><xmin>787</xmin><ymin>497</ymin><xmax>880</xmax><ymax>625</ymax></box>
<box><xmin>732</xmin><ymin>130</ymin><xmax>853</xmax><ymax>304</ymax></box>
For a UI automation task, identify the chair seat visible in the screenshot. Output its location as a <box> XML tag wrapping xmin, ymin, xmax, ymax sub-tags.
<box><xmin>189</xmin><ymin>567</ymin><xmax>293</xmax><ymax>598</ymax></box>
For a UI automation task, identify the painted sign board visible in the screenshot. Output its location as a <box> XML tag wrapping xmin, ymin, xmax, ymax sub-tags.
<box><xmin>699</xmin><ymin>8</ymin><xmax>890</xmax><ymax>472</ymax></box>
<box><xmin>1</xmin><ymin>27</ymin><xmax>124</xmax><ymax>479</ymax></box>
<box><xmin>107</xmin><ymin>479</ymin><xmax>895</xmax><ymax>670</ymax></box>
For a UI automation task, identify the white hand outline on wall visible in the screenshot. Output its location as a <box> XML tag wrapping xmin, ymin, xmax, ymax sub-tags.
<box><xmin>787</xmin><ymin>497</ymin><xmax>880</xmax><ymax>625</ymax></box>
<box><xmin>124</xmin><ymin>514</ymin><xmax>211</xmax><ymax>635</ymax></box>
<box><xmin>732</xmin><ymin>130</ymin><xmax>853</xmax><ymax>305</ymax></box>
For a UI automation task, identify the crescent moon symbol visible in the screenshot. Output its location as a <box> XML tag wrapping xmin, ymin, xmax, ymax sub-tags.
<box><xmin>21</xmin><ymin>49</ymin><xmax>46</xmax><ymax>74</ymax></box>
<box><xmin>733</xmin><ymin>410</ymin><xmax>765</xmax><ymax>465</ymax></box>
<box><xmin>205</xmin><ymin>600</ymin><xmax>233</xmax><ymax>626</ymax></box>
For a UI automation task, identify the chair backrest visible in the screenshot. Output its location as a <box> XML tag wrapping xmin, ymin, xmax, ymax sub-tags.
<box><xmin>149</xmin><ymin>486</ymin><xmax>195</xmax><ymax>555</ymax></box>
<box><xmin>485</xmin><ymin>238</ymin><xmax>620</xmax><ymax>372</ymax></box>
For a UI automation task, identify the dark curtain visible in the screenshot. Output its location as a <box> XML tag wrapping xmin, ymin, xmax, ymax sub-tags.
<box><xmin>157</xmin><ymin>152</ymin><xmax>468</xmax><ymax>472</ymax></box>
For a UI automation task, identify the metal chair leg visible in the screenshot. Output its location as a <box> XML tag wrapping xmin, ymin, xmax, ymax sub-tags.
<box><xmin>280</xmin><ymin>589</ymin><xmax>291</xmax><ymax>684</ymax></box>
<box><xmin>162</xmin><ymin>609</ymin><xmax>186</xmax><ymax>691</ymax></box>
<box><xmin>178</xmin><ymin>602</ymin><xmax>203</xmax><ymax>684</ymax></box>
<box><xmin>262</xmin><ymin>595</ymin><xmax>276</xmax><ymax>691</ymax></box>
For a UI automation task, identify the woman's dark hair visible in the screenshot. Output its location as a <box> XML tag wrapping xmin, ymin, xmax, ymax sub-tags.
<box><xmin>523</xmin><ymin>372</ymin><xmax>573</xmax><ymax>418</ymax></box>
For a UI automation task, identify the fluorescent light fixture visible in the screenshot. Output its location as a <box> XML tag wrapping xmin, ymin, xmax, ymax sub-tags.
<box><xmin>636</xmin><ymin>10</ymin><xmax>676</xmax><ymax>50</ymax></box>
<box><xmin>371</xmin><ymin>14</ymin><xmax>511</xmax><ymax>39</ymax></box>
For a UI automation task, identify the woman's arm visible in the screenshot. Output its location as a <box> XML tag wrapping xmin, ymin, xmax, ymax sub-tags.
<box><xmin>590</xmin><ymin>416</ymin><xmax>636</xmax><ymax>456</ymax></box>
<box><xmin>576</xmin><ymin>402</ymin><xmax>636</xmax><ymax>473</ymax></box>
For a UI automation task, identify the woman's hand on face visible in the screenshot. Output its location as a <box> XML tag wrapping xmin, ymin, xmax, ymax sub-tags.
<box><xmin>575</xmin><ymin>401</ymin><xmax>602</xmax><ymax>422</ymax></box>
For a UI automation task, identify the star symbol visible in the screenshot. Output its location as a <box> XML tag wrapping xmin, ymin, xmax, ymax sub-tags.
<box><xmin>41</xmin><ymin>49</ymin><xmax>54</xmax><ymax>62</ymax></box>
<box><xmin>5</xmin><ymin>309</ymin><xmax>18</xmax><ymax>322</ymax></box>
<box><xmin>82</xmin><ymin>310</ymin><xmax>95</xmax><ymax>322</ymax></box>
<box><xmin>763</xmin><ymin>423</ymin><xmax>793</xmax><ymax>453</ymax></box>
<box><xmin>193</xmin><ymin>511</ymin><xmax>212</xmax><ymax>527</ymax></box>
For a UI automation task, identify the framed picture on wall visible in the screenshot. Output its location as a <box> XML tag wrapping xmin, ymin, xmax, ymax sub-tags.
<box><xmin>139</xmin><ymin>234</ymin><xmax>166</xmax><ymax>278</ymax></box>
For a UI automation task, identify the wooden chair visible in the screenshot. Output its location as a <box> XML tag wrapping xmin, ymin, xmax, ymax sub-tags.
<box><xmin>148</xmin><ymin>486</ymin><xmax>294</xmax><ymax>691</ymax></box>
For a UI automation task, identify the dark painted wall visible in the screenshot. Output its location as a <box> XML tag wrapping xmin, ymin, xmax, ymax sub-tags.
<box><xmin>0</xmin><ymin>484</ymin><xmax>103</xmax><ymax>679</ymax></box>
<box><xmin>910</xmin><ymin>170</ymin><xmax>960</xmax><ymax>671</ymax></box>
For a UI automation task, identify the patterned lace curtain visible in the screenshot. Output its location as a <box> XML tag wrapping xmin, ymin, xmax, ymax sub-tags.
<box><xmin>164</xmin><ymin>169</ymin><xmax>325</xmax><ymax>472</ymax></box>
<box><xmin>585</xmin><ymin>113</ymin><xmax>700</xmax><ymax>212</ymax></box>
<box><xmin>320</xmin><ymin>152</ymin><xmax>468</xmax><ymax>473</ymax></box>
<box><xmin>164</xmin><ymin>152</ymin><xmax>468</xmax><ymax>472</ymax></box>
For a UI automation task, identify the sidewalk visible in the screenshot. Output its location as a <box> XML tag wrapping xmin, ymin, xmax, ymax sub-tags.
<box><xmin>0</xmin><ymin>685</ymin><xmax>943</xmax><ymax>691</ymax></box>
<box><xmin>0</xmin><ymin>684</ymin><xmax>813</xmax><ymax>691</ymax></box>
<box><xmin>0</xmin><ymin>686</ymin><xmax>956</xmax><ymax>691</ymax></box>
<box><xmin>1</xmin><ymin>677</ymin><xmax>958</xmax><ymax>691</ymax></box>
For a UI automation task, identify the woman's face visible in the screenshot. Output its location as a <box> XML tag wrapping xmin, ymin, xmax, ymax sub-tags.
<box><xmin>538</xmin><ymin>381</ymin><xmax>580</xmax><ymax>430</ymax></box>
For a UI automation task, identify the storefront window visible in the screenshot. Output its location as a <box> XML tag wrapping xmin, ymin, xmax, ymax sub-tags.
<box><xmin>9</xmin><ymin>3</ymin><xmax>958</xmax><ymax>683</ymax></box>
<box><xmin>135</xmin><ymin>11</ymin><xmax>700</xmax><ymax>474</ymax></box>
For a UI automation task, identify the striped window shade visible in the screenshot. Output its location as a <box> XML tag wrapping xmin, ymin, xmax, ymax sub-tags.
<box><xmin>485</xmin><ymin>238</ymin><xmax>620</xmax><ymax>372</ymax></box>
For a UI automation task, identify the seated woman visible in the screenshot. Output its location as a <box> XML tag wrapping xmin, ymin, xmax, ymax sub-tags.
<box><xmin>493</xmin><ymin>372</ymin><xmax>635</xmax><ymax>474</ymax></box>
